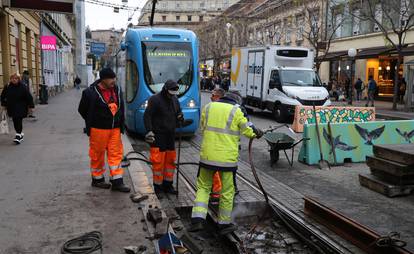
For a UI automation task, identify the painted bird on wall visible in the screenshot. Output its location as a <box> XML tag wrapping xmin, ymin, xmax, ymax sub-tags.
<box><xmin>395</xmin><ymin>128</ymin><xmax>414</xmax><ymax>143</ymax></box>
<box><xmin>323</xmin><ymin>128</ymin><xmax>358</xmax><ymax>152</ymax></box>
<box><xmin>354</xmin><ymin>124</ymin><xmax>385</xmax><ymax>145</ymax></box>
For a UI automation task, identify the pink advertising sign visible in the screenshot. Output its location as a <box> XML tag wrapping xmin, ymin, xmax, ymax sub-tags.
<box><xmin>40</xmin><ymin>36</ymin><xmax>56</xmax><ymax>50</ymax></box>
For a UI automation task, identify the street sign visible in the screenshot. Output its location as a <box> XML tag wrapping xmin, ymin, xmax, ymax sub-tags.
<box><xmin>90</xmin><ymin>42</ymin><xmax>106</xmax><ymax>56</ymax></box>
<box><xmin>7</xmin><ymin>0</ymin><xmax>74</xmax><ymax>14</ymax></box>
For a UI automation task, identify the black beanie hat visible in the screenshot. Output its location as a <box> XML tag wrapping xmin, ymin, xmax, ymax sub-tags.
<box><xmin>99</xmin><ymin>68</ymin><xmax>116</xmax><ymax>80</ymax></box>
<box><xmin>163</xmin><ymin>79</ymin><xmax>179</xmax><ymax>90</ymax></box>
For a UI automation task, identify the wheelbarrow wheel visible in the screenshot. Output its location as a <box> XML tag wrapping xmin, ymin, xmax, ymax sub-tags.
<box><xmin>270</xmin><ymin>149</ymin><xmax>280</xmax><ymax>165</ymax></box>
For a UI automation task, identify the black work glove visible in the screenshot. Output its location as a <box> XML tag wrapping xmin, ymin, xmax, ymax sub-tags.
<box><xmin>182</xmin><ymin>119</ymin><xmax>193</xmax><ymax>127</ymax></box>
<box><xmin>177</xmin><ymin>112</ymin><xmax>184</xmax><ymax>123</ymax></box>
<box><xmin>253</xmin><ymin>127</ymin><xmax>264</xmax><ymax>139</ymax></box>
<box><xmin>145</xmin><ymin>131</ymin><xmax>155</xmax><ymax>143</ymax></box>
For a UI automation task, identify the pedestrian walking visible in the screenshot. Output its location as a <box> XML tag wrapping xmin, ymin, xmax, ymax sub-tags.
<box><xmin>366</xmin><ymin>75</ymin><xmax>377</xmax><ymax>107</ymax></box>
<box><xmin>144</xmin><ymin>80</ymin><xmax>191</xmax><ymax>194</ymax></box>
<box><xmin>354</xmin><ymin>78</ymin><xmax>364</xmax><ymax>101</ymax></box>
<box><xmin>189</xmin><ymin>90</ymin><xmax>263</xmax><ymax>234</ymax></box>
<box><xmin>74</xmin><ymin>75</ymin><xmax>81</xmax><ymax>90</ymax></box>
<box><xmin>1</xmin><ymin>73</ymin><xmax>35</xmax><ymax>144</ymax></box>
<box><xmin>21</xmin><ymin>70</ymin><xmax>36</xmax><ymax>118</ymax></box>
<box><xmin>78</xmin><ymin>68</ymin><xmax>130</xmax><ymax>192</ymax></box>
<box><xmin>398</xmin><ymin>77</ymin><xmax>407</xmax><ymax>104</ymax></box>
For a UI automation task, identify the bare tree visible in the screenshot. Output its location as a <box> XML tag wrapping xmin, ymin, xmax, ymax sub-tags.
<box><xmin>295</xmin><ymin>0</ymin><xmax>344</xmax><ymax>72</ymax></box>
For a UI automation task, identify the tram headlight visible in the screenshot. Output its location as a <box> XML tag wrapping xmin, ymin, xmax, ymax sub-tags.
<box><xmin>140</xmin><ymin>100</ymin><xmax>148</xmax><ymax>109</ymax></box>
<box><xmin>187</xmin><ymin>99</ymin><xmax>196</xmax><ymax>108</ymax></box>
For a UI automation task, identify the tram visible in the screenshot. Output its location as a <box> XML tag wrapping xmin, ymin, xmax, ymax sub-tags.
<box><xmin>122</xmin><ymin>28</ymin><xmax>200</xmax><ymax>135</ymax></box>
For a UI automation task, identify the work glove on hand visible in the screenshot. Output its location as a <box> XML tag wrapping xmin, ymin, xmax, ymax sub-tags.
<box><xmin>177</xmin><ymin>112</ymin><xmax>184</xmax><ymax>123</ymax></box>
<box><xmin>253</xmin><ymin>127</ymin><xmax>264</xmax><ymax>139</ymax></box>
<box><xmin>145</xmin><ymin>131</ymin><xmax>155</xmax><ymax>143</ymax></box>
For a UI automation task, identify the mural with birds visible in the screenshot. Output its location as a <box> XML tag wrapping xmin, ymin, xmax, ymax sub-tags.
<box><xmin>323</xmin><ymin>128</ymin><xmax>358</xmax><ymax>153</ymax></box>
<box><xmin>354</xmin><ymin>124</ymin><xmax>385</xmax><ymax>145</ymax></box>
<box><xmin>396</xmin><ymin>128</ymin><xmax>414</xmax><ymax>143</ymax></box>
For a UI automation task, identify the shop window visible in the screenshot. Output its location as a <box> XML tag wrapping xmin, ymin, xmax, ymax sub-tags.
<box><xmin>199</xmin><ymin>16</ymin><xmax>204</xmax><ymax>22</ymax></box>
<box><xmin>187</xmin><ymin>15</ymin><xmax>192</xmax><ymax>22</ymax></box>
<box><xmin>126</xmin><ymin>60</ymin><xmax>139</xmax><ymax>103</ymax></box>
<box><xmin>176</xmin><ymin>16</ymin><xmax>180</xmax><ymax>21</ymax></box>
<box><xmin>162</xmin><ymin>16</ymin><xmax>167</xmax><ymax>22</ymax></box>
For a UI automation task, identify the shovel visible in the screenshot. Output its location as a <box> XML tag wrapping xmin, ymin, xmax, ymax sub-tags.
<box><xmin>312</xmin><ymin>103</ymin><xmax>330</xmax><ymax>170</ymax></box>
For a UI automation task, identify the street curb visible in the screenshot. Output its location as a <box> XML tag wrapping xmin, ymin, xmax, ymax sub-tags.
<box><xmin>123</xmin><ymin>135</ymin><xmax>168</xmax><ymax>253</ymax></box>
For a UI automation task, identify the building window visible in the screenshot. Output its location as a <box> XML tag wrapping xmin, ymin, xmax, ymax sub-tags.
<box><xmin>274</xmin><ymin>24</ymin><xmax>281</xmax><ymax>44</ymax></box>
<box><xmin>352</xmin><ymin>9</ymin><xmax>360</xmax><ymax>35</ymax></box>
<box><xmin>200</xmin><ymin>2</ymin><xmax>205</xmax><ymax>8</ymax></box>
<box><xmin>187</xmin><ymin>15</ymin><xmax>192</xmax><ymax>22</ymax></box>
<box><xmin>374</xmin><ymin>3</ymin><xmax>382</xmax><ymax>32</ymax></box>
<box><xmin>296</xmin><ymin>16</ymin><xmax>304</xmax><ymax>41</ymax></box>
<box><xmin>176</xmin><ymin>16</ymin><xmax>180</xmax><ymax>21</ymax></box>
<box><xmin>199</xmin><ymin>16</ymin><xmax>204</xmax><ymax>22</ymax></box>
<box><xmin>160</xmin><ymin>2</ymin><xmax>167</xmax><ymax>9</ymax></box>
<box><xmin>162</xmin><ymin>16</ymin><xmax>167</xmax><ymax>22</ymax></box>
<box><xmin>285</xmin><ymin>28</ymin><xmax>291</xmax><ymax>44</ymax></box>
<box><xmin>176</xmin><ymin>2</ymin><xmax>180</xmax><ymax>9</ymax></box>
<box><xmin>334</xmin><ymin>12</ymin><xmax>342</xmax><ymax>38</ymax></box>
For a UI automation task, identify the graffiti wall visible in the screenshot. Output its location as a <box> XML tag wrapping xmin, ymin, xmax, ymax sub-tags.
<box><xmin>298</xmin><ymin>120</ymin><xmax>414</xmax><ymax>165</ymax></box>
<box><xmin>292</xmin><ymin>106</ymin><xmax>376</xmax><ymax>133</ymax></box>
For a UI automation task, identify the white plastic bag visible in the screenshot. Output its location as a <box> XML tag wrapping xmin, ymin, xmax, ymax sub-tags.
<box><xmin>0</xmin><ymin>110</ymin><xmax>9</xmax><ymax>134</ymax></box>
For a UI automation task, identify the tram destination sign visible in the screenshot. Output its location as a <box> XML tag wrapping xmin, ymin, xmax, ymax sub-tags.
<box><xmin>6</xmin><ymin>0</ymin><xmax>74</xmax><ymax>14</ymax></box>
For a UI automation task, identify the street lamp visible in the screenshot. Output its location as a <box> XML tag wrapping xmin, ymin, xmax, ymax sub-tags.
<box><xmin>348</xmin><ymin>48</ymin><xmax>357</xmax><ymax>105</ymax></box>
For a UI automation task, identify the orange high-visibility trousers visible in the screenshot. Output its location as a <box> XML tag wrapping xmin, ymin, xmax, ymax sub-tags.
<box><xmin>150</xmin><ymin>147</ymin><xmax>176</xmax><ymax>185</ymax></box>
<box><xmin>211</xmin><ymin>172</ymin><xmax>222</xmax><ymax>198</ymax></box>
<box><xmin>89</xmin><ymin>128</ymin><xmax>123</xmax><ymax>180</ymax></box>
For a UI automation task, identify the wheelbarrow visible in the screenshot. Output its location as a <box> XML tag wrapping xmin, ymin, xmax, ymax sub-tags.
<box><xmin>263</xmin><ymin>131</ymin><xmax>306</xmax><ymax>167</ymax></box>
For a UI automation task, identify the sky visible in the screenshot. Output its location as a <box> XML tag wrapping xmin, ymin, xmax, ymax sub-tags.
<box><xmin>85</xmin><ymin>0</ymin><xmax>147</xmax><ymax>30</ymax></box>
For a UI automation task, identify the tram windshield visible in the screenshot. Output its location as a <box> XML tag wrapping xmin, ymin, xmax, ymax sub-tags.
<box><xmin>142</xmin><ymin>41</ymin><xmax>193</xmax><ymax>95</ymax></box>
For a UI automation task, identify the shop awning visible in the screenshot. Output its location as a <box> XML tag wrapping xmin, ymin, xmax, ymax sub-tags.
<box><xmin>316</xmin><ymin>51</ymin><xmax>347</xmax><ymax>62</ymax></box>
<box><xmin>355</xmin><ymin>46</ymin><xmax>393</xmax><ymax>59</ymax></box>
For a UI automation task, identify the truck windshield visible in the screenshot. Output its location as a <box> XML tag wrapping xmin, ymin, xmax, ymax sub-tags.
<box><xmin>142</xmin><ymin>41</ymin><xmax>193</xmax><ymax>95</ymax></box>
<box><xmin>280</xmin><ymin>70</ymin><xmax>322</xmax><ymax>87</ymax></box>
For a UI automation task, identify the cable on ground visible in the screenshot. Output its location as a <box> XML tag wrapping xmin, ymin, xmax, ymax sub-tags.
<box><xmin>61</xmin><ymin>231</ymin><xmax>103</xmax><ymax>254</ymax></box>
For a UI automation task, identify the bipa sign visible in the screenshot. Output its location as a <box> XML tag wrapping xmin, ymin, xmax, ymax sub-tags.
<box><xmin>40</xmin><ymin>36</ymin><xmax>57</xmax><ymax>50</ymax></box>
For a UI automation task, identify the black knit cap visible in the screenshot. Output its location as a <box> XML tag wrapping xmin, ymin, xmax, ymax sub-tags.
<box><xmin>99</xmin><ymin>68</ymin><xmax>116</xmax><ymax>80</ymax></box>
<box><xmin>163</xmin><ymin>79</ymin><xmax>179</xmax><ymax>90</ymax></box>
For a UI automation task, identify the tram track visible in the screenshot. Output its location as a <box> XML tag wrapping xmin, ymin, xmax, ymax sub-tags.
<box><xmin>182</xmin><ymin>138</ymin><xmax>355</xmax><ymax>254</ymax></box>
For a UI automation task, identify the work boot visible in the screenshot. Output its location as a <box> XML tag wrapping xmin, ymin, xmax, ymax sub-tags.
<box><xmin>153</xmin><ymin>184</ymin><xmax>163</xmax><ymax>195</ymax></box>
<box><xmin>162</xmin><ymin>181</ymin><xmax>178</xmax><ymax>194</ymax></box>
<box><xmin>188</xmin><ymin>218</ymin><xmax>204</xmax><ymax>232</ymax></box>
<box><xmin>110</xmin><ymin>178</ymin><xmax>131</xmax><ymax>193</ymax></box>
<box><xmin>91</xmin><ymin>178</ymin><xmax>111</xmax><ymax>189</ymax></box>
<box><xmin>218</xmin><ymin>223</ymin><xmax>237</xmax><ymax>235</ymax></box>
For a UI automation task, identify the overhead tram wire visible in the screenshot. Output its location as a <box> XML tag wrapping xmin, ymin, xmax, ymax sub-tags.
<box><xmin>80</xmin><ymin>0</ymin><xmax>140</xmax><ymax>11</ymax></box>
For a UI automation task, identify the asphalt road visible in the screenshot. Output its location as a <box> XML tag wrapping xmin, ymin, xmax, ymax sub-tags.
<box><xmin>199</xmin><ymin>91</ymin><xmax>414</xmax><ymax>251</ymax></box>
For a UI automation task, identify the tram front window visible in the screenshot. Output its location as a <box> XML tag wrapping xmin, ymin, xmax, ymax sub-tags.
<box><xmin>142</xmin><ymin>41</ymin><xmax>193</xmax><ymax>96</ymax></box>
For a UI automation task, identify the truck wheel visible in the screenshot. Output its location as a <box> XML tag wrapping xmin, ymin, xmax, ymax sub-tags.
<box><xmin>273</xmin><ymin>104</ymin><xmax>287</xmax><ymax>123</ymax></box>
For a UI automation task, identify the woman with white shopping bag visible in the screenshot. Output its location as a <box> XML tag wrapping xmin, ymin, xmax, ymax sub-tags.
<box><xmin>1</xmin><ymin>73</ymin><xmax>34</xmax><ymax>144</ymax></box>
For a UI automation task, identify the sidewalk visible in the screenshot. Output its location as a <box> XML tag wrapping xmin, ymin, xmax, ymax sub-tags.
<box><xmin>0</xmin><ymin>89</ymin><xmax>152</xmax><ymax>253</ymax></box>
<box><xmin>331</xmin><ymin>99</ymin><xmax>414</xmax><ymax>120</ymax></box>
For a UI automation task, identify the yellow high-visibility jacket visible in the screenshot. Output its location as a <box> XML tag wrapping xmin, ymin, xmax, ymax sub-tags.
<box><xmin>199</xmin><ymin>101</ymin><xmax>256</xmax><ymax>171</ymax></box>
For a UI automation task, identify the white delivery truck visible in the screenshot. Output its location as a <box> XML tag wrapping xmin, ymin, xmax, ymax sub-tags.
<box><xmin>231</xmin><ymin>46</ymin><xmax>330</xmax><ymax>122</ymax></box>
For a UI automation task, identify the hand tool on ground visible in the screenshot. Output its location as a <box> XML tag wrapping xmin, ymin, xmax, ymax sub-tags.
<box><xmin>327</xmin><ymin>121</ymin><xmax>339</xmax><ymax>166</ymax></box>
<box><xmin>312</xmin><ymin>103</ymin><xmax>330</xmax><ymax>170</ymax></box>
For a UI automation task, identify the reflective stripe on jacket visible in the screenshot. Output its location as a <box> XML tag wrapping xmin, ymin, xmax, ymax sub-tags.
<box><xmin>199</xmin><ymin>102</ymin><xmax>256</xmax><ymax>171</ymax></box>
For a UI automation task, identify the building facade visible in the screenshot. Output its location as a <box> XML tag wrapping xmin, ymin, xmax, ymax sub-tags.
<box><xmin>138</xmin><ymin>0</ymin><xmax>239</xmax><ymax>30</ymax></box>
<box><xmin>319</xmin><ymin>0</ymin><xmax>414</xmax><ymax>100</ymax></box>
<box><xmin>0</xmin><ymin>8</ymin><xmax>42</xmax><ymax>98</ymax></box>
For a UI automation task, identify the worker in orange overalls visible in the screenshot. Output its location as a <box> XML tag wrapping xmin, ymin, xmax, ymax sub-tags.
<box><xmin>78</xmin><ymin>68</ymin><xmax>130</xmax><ymax>192</ymax></box>
<box><xmin>209</xmin><ymin>88</ymin><xmax>225</xmax><ymax>200</ymax></box>
<box><xmin>144</xmin><ymin>80</ymin><xmax>192</xmax><ymax>194</ymax></box>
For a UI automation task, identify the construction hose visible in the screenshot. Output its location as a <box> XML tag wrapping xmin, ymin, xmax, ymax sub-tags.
<box><xmin>248</xmin><ymin>138</ymin><xmax>269</xmax><ymax>204</ymax></box>
<box><xmin>61</xmin><ymin>231</ymin><xmax>103</xmax><ymax>254</ymax></box>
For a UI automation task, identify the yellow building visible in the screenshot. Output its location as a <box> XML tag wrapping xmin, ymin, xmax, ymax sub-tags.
<box><xmin>0</xmin><ymin>7</ymin><xmax>42</xmax><ymax>97</ymax></box>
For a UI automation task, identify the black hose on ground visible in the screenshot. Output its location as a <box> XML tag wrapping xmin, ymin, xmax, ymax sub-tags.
<box><xmin>61</xmin><ymin>231</ymin><xmax>103</xmax><ymax>254</ymax></box>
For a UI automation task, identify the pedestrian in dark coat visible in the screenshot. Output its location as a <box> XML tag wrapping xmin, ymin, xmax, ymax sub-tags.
<box><xmin>1</xmin><ymin>73</ymin><xmax>34</xmax><ymax>144</ymax></box>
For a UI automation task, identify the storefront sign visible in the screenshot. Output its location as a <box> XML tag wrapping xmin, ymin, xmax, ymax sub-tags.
<box><xmin>40</xmin><ymin>36</ymin><xmax>57</xmax><ymax>51</ymax></box>
<box><xmin>90</xmin><ymin>42</ymin><xmax>106</xmax><ymax>56</ymax></box>
<box><xmin>8</xmin><ymin>0</ymin><xmax>74</xmax><ymax>14</ymax></box>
